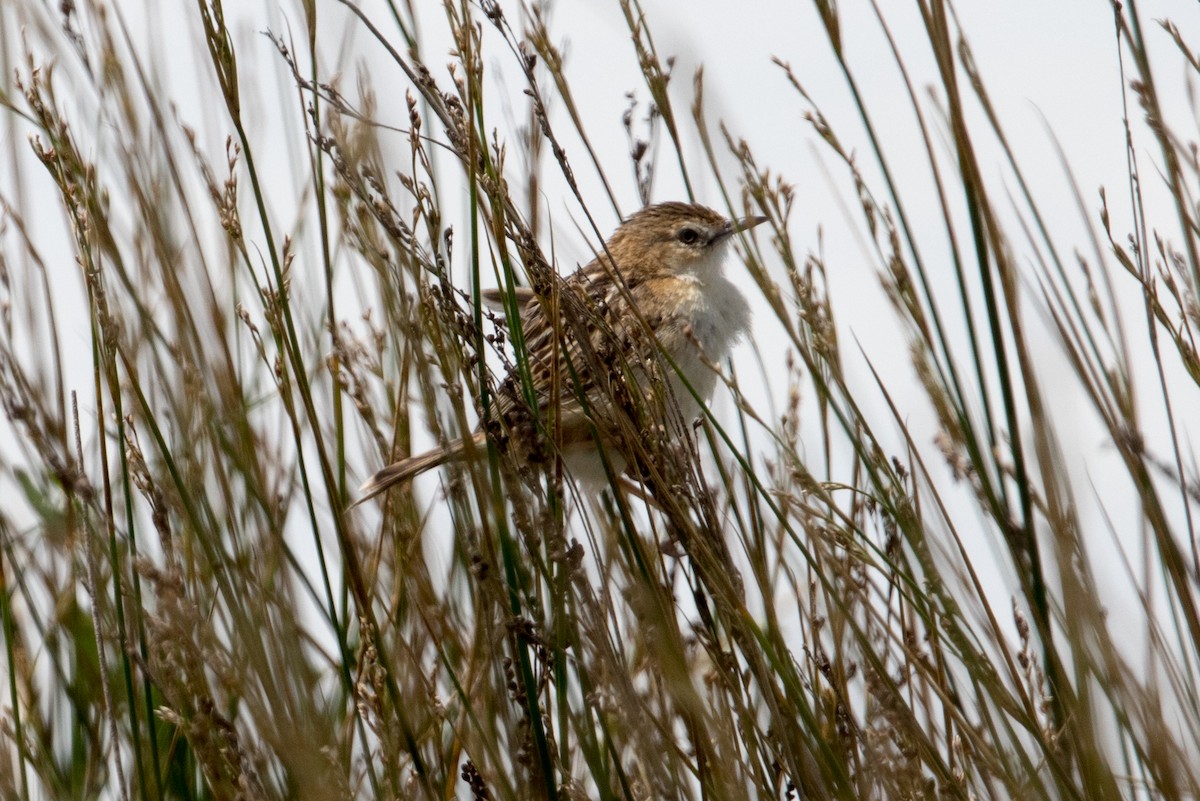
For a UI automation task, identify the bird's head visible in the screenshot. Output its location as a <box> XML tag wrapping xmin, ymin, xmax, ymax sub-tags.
<box><xmin>604</xmin><ymin>202</ymin><xmax>767</xmax><ymax>278</ymax></box>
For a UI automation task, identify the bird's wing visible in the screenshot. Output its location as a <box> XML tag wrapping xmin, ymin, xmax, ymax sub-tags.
<box><xmin>490</xmin><ymin>260</ymin><xmax>672</xmax><ymax>441</ymax></box>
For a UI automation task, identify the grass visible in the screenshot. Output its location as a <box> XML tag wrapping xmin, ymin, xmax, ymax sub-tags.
<box><xmin>1</xmin><ymin>0</ymin><xmax>1198</xmax><ymax>799</ymax></box>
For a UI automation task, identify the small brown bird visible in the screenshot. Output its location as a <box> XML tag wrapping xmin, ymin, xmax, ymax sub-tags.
<box><xmin>353</xmin><ymin>202</ymin><xmax>766</xmax><ymax>505</ymax></box>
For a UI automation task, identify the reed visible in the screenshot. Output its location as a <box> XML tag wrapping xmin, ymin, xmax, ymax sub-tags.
<box><xmin>0</xmin><ymin>1</ymin><xmax>1196</xmax><ymax>798</ymax></box>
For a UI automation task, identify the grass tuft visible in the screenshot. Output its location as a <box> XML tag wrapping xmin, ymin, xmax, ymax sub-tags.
<box><xmin>1</xmin><ymin>1</ymin><xmax>1198</xmax><ymax>799</ymax></box>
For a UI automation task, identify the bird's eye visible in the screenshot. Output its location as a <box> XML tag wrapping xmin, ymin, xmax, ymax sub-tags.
<box><xmin>677</xmin><ymin>227</ymin><xmax>701</xmax><ymax>245</ymax></box>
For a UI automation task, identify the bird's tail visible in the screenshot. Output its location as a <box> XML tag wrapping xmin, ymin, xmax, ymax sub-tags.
<box><xmin>349</xmin><ymin>431</ymin><xmax>486</xmax><ymax>508</ymax></box>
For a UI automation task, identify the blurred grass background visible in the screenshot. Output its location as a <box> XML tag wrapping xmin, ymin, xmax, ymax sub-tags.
<box><xmin>1</xmin><ymin>0</ymin><xmax>1198</xmax><ymax>799</ymax></box>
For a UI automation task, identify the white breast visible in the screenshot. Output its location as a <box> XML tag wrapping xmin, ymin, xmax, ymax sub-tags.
<box><xmin>667</xmin><ymin>250</ymin><xmax>751</xmax><ymax>415</ymax></box>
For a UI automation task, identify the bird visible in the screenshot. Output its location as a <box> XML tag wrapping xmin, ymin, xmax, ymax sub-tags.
<box><xmin>352</xmin><ymin>201</ymin><xmax>767</xmax><ymax>506</ymax></box>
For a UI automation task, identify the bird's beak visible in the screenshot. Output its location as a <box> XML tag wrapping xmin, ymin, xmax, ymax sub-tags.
<box><xmin>714</xmin><ymin>215</ymin><xmax>768</xmax><ymax>243</ymax></box>
<box><xmin>732</xmin><ymin>215</ymin><xmax>769</xmax><ymax>233</ymax></box>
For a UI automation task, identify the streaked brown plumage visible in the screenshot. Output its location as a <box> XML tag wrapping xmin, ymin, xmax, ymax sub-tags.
<box><xmin>352</xmin><ymin>202</ymin><xmax>766</xmax><ymax>506</ymax></box>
